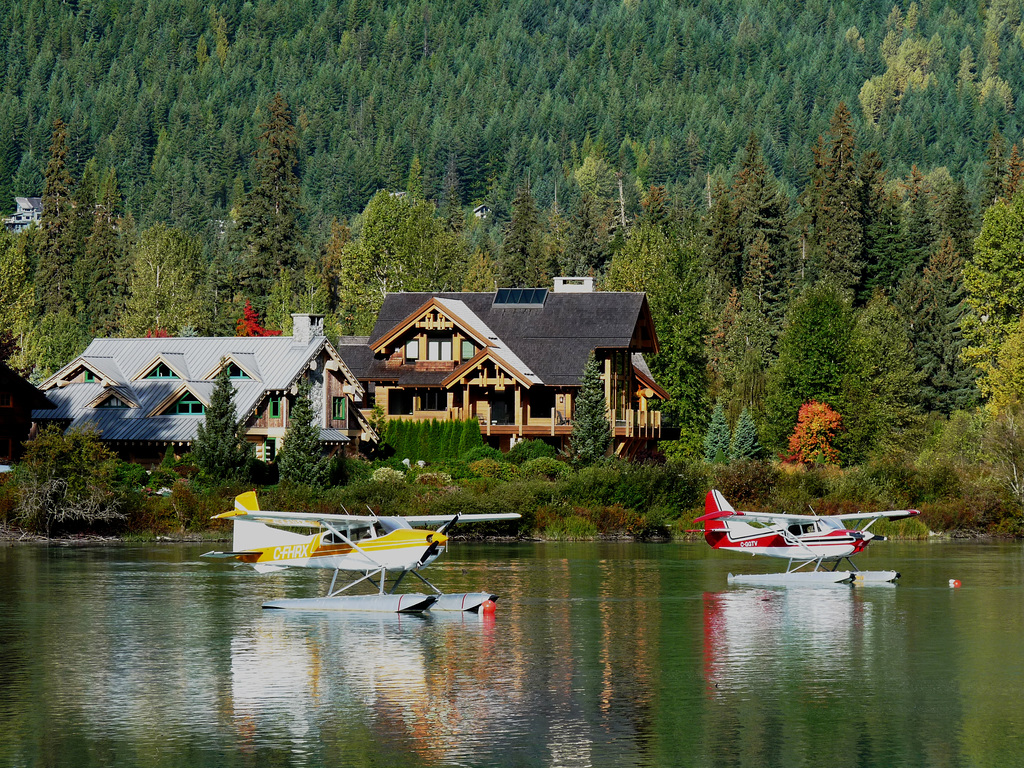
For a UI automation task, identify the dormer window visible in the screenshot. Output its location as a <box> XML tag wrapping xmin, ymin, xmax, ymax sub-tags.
<box><xmin>146</xmin><ymin>363</ymin><xmax>179</xmax><ymax>379</ymax></box>
<box><xmin>405</xmin><ymin>340</ymin><xmax>419</xmax><ymax>362</ymax></box>
<box><xmin>171</xmin><ymin>393</ymin><xmax>204</xmax><ymax>414</ymax></box>
<box><xmin>97</xmin><ymin>395</ymin><xmax>129</xmax><ymax>409</ymax></box>
<box><xmin>227</xmin><ymin>363</ymin><xmax>250</xmax><ymax>379</ymax></box>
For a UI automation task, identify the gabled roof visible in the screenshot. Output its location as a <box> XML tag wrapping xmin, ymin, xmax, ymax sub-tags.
<box><xmin>0</xmin><ymin>361</ymin><xmax>55</xmax><ymax>411</ymax></box>
<box><xmin>34</xmin><ymin>334</ymin><xmax>361</xmax><ymax>443</ymax></box>
<box><xmin>362</xmin><ymin>291</ymin><xmax>657</xmax><ymax>387</ymax></box>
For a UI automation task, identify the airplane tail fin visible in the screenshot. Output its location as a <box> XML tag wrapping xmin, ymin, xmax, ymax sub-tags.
<box><xmin>697</xmin><ymin>489</ymin><xmax>734</xmax><ymax>545</ymax></box>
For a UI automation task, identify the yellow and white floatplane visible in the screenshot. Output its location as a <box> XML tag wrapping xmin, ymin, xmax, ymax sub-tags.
<box><xmin>203</xmin><ymin>492</ymin><xmax>519</xmax><ymax>613</ymax></box>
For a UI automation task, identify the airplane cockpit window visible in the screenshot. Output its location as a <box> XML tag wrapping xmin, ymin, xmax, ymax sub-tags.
<box><xmin>788</xmin><ymin>523</ymin><xmax>814</xmax><ymax>535</ymax></box>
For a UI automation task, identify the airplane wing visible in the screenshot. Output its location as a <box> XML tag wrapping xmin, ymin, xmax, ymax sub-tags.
<box><xmin>694</xmin><ymin>509</ymin><xmax>816</xmax><ymax>525</ymax></box>
<box><xmin>213</xmin><ymin>508</ymin><xmax>376</xmax><ymax>528</ymax></box>
<box><xmin>830</xmin><ymin>509</ymin><xmax>921</xmax><ymax>523</ymax></box>
<box><xmin>214</xmin><ymin>509</ymin><xmax>521</xmax><ymax>528</ymax></box>
<box><xmin>402</xmin><ymin>514</ymin><xmax>521</xmax><ymax>524</ymax></box>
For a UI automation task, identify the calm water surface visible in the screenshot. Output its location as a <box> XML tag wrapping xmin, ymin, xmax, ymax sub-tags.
<box><xmin>2</xmin><ymin>540</ymin><xmax>1023</xmax><ymax>768</ymax></box>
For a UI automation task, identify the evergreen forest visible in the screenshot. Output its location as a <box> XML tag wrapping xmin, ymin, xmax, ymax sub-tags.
<box><xmin>3</xmin><ymin>0</ymin><xmax>1024</xmax><ymax>478</ymax></box>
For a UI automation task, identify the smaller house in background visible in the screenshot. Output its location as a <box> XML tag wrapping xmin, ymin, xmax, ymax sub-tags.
<box><xmin>33</xmin><ymin>315</ymin><xmax>373</xmax><ymax>466</ymax></box>
<box><xmin>0</xmin><ymin>360</ymin><xmax>55</xmax><ymax>464</ymax></box>
<box><xmin>473</xmin><ymin>204</ymin><xmax>490</xmax><ymax>219</ymax></box>
<box><xmin>3</xmin><ymin>197</ymin><xmax>43</xmax><ymax>233</ymax></box>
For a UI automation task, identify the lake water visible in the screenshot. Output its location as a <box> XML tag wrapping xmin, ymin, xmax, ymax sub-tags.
<box><xmin>2</xmin><ymin>539</ymin><xmax>1024</xmax><ymax>768</ymax></box>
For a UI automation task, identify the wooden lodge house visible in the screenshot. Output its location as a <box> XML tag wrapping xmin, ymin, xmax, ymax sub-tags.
<box><xmin>0</xmin><ymin>360</ymin><xmax>55</xmax><ymax>464</ymax></box>
<box><xmin>338</xmin><ymin>278</ymin><xmax>669</xmax><ymax>457</ymax></box>
<box><xmin>33</xmin><ymin>315</ymin><xmax>372</xmax><ymax>465</ymax></box>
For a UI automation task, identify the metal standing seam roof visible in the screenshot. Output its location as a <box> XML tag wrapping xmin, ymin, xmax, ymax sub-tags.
<box><xmin>34</xmin><ymin>336</ymin><xmax>354</xmax><ymax>444</ymax></box>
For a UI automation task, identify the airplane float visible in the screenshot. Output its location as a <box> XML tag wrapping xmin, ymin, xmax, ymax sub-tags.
<box><xmin>695</xmin><ymin>489</ymin><xmax>921</xmax><ymax>585</ymax></box>
<box><xmin>203</xmin><ymin>491</ymin><xmax>520</xmax><ymax>612</ymax></box>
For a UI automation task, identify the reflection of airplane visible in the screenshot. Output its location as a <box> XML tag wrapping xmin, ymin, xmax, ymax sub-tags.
<box><xmin>203</xmin><ymin>492</ymin><xmax>520</xmax><ymax>612</ymax></box>
<box><xmin>696</xmin><ymin>489</ymin><xmax>920</xmax><ymax>585</ymax></box>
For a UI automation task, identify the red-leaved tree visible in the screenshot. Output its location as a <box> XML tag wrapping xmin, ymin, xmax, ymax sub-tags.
<box><xmin>787</xmin><ymin>401</ymin><xmax>842</xmax><ymax>465</ymax></box>
<box><xmin>235</xmin><ymin>300</ymin><xmax>282</xmax><ymax>337</ymax></box>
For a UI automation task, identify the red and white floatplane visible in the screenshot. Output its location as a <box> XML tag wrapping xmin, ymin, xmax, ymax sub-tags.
<box><xmin>696</xmin><ymin>489</ymin><xmax>920</xmax><ymax>585</ymax></box>
<box><xmin>203</xmin><ymin>492</ymin><xmax>519</xmax><ymax>612</ymax></box>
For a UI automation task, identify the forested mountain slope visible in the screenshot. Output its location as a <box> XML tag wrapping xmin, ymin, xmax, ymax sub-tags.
<box><xmin>1</xmin><ymin>0</ymin><xmax>1021</xmax><ymax>228</ymax></box>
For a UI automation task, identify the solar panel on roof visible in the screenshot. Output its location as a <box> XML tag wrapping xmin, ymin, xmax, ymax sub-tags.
<box><xmin>493</xmin><ymin>288</ymin><xmax>547</xmax><ymax>307</ymax></box>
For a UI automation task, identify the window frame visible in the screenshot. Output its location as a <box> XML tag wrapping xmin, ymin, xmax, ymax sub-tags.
<box><xmin>332</xmin><ymin>396</ymin><xmax>346</xmax><ymax>421</ymax></box>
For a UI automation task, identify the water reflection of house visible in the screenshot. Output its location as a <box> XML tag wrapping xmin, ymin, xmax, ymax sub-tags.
<box><xmin>32</xmin><ymin>315</ymin><xmax>372</xmax><ymax>465</ymax></box>
<box><xmin>338</xmin><ymin>278</ymin><xmax>670</xmax><ymax>457</ymax></box>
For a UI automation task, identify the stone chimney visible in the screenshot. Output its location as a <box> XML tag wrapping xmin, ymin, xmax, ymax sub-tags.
<box><xmin>291</xmin><ymin>314</ymin><xmax>325</xmax><ymax>345</ymax></box>
<box><xmin>553</xmin><ymin>276</ymin><xmax>595</xmax><ymax>293</ymax></box>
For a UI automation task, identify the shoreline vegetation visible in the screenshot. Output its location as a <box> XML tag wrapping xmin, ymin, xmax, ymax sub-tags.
<box><xmin>2</xmin><ymin>429</ymin><xmax>1021</xmax><ymax>544</ymax></box>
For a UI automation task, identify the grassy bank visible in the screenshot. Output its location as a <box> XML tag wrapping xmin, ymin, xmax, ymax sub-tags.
<box><xmin>3</xmin><ymin>448</ymin><xmax>1021</xmax><ymax>541</ymax></box>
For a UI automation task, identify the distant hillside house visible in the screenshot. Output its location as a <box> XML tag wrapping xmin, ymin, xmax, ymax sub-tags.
<box><xmin>1</xmin><ymin>360</ymin><xmax>55</xmax><ymax>464</ymax></box>
<box><xmin>3</xmin><ymin>197</ymin><xmax>43</xmax><ymax>233</ymax></box>
<box><xmin>33</xmin><ymin>315</ymin><xmax>373</xmax><ymax>466</ymax></box>
<box><xmin>337</xmin><ymin>281</ymin><xmax>668</xmax><ymax>457</ymax></box>
<box><xmin>472</xmin><ymin>204</ymin><xmax>490</xmax><ymax>219</ymax></box>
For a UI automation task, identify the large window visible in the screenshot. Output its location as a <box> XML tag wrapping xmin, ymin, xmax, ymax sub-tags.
<box><xmin>269</xmin><ymin>396</ymin><xmax>282</xmax><ymax>419</ymax></box>
<box><xmin>405</xmin><ymin>340</ymin><xmax>419</xmax><ymax>362</ymax></box>
<box><xmin>332</xmin><ymin>396</ymin><xmax>346</xmax><ymax>421</ymax></box>
<box><xmin>426</xmin><ymin>337</ymin><xmax>452</xmax><ymax>361</ymax></box>
<box><xmin>388</xmin><ymin>389</ymin><xmax>414</xmax><ymax>415</ymax></box>
<box><xmin>419</xmin><ymin>390</ymin><xmax>446</xmax><ymax>411</ymax></box>
<box><xmin>461</xmin><ymin>340</ymin><xmax>475</xmax><ymax>360</ymax></box>
<box><xmin>172</xmin><ymin>393</ymin><xmax>204</xmax><ymax>414</ymax></box>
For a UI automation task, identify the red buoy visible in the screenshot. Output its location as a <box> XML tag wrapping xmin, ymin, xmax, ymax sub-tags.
<box><xmin>480</xmin><ymin>599</ymin><xmax>497</xmax><ymax>614</ymax></box>
<box><xmin>949</xmin><ymin>579</ymin><xmax>961</xmax><ymax>588</ymax></box>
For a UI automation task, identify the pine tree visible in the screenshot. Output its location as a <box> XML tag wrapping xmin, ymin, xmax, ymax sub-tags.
<box><xmin>981</xmin><ymin>127</ymin><xmax>1007</xmax><ymax>206</ymax></box>
<box><xmin>801</xmin><ymin>103</ymin><xmax>863</xmax><ymax>294</ymax></box>
<box><xmin>277</xmin><ymin>377</ymin><xmax>329</xmax><ymax>487</ymax></box>
<box><xmin>569</xmin><ymin>353</ymin><xmax>611</xmax><ymax>466</ymax></box>
<box><xmin>35</xmin><ymin>119</ymin><xmax>76</xmax><ymax>316</ymax></box>
<box><xmin>565</xmin><ymin>193</ymin><xmax>607</xmax><ymax>276</ymax></box>
<box><xmin>500</xmin><ymin>184</ymin><xmax>543</xmax><ymax>286</ymax></box>
<box><xmin>729</xmin><ymin>407</ymin><xmax>762</xmax><ymax>461</ymax></box>
<box><xmin>80</xmin><ymin>167</ymin><xmax>124</xmax><ymax>336</ymax></box>
<box><xmin>732</xmin><ymin>133</ymin><xmax>789</xmax><ymax>281</ymax></box>
<box><xmin>192</xmin><ymin>364</ymin><xmax>251</xmax><ymax>482</ymax></box>
<box><xmin>703</xmin><ymin>402</ymin><xmax>731</xmax><ymax>462</ymax></box>
<box><xmin>235</xmin><ymin>94</ymin><xmax>304</xmax><ymax>311</ymax></box>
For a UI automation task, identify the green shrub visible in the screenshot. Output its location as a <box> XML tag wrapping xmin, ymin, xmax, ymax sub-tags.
<box><xmin>469</xmin><ymin>458</ymin><xmax>520</xmax><ymax>480</ymax></box>
<box><xmin>462</xmin><ymin>445</ymin><xmax>505</xmax><ymax>463</ymax></box>
<box><xmin>13</xmin><ymin>425</ymin><xmax>129</xmax><ymax>536</ymax></box>
<box><xmin>371</xmin><ymin>466</ymin><xmax>406</xmax><ymax>484</ymax></box>
<box><xmin>712</xmin><ymin>461</ymin><xmax>779</xmax><ymax>508</ymax></box>
<box><xmin>520</xmin><ymin>456</ymin><xmax>571</xmax><ymax>480</ymax></box>
<box><xmin>508</xmin><ymin>439</ymin><xmax>558</xmax><ymax>465</ymax></box>
<box><xmin>415</xmin><ymin>472</ymin><xmax>454</xmax><ymax>487</ymax></box>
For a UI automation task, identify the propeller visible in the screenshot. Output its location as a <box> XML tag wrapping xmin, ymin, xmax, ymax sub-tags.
<box><xmin>416</xmin><ymin>515</ymin><xmax>460</xmax><ymax>566</ymax></box>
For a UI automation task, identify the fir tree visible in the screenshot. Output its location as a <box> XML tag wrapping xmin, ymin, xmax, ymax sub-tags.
<box><xmin>981</xmin><ymin>127</ymin><xmax>1007</xmax><ymax>206</ymax></box>
<box><xmin>801</xmin><ymin>103</ymin><xmax>863</xmax><ymax>294</ymax></box>
<box><xmin>277</xmin><ymin>377</ymin><xmax>329</xmax><ymax>487</ymax></box>
<box><xmin>235</xmin><ymin>94</ymin><xmax>304</xmax><ymax>311</ymax></box>
<box><xmin>569</xmin><ymin>353</ymin><xmax>610</xmax><ymax>466</ymax></box>
<box><xmin>192</xmin><ymin>364</ymin><xmax>251</xmax><ymax>482</ymax></box>
<box><xmin>703</xmin><ymin>402</ymin><xmax>731</xmax><ymax>462</ymax></box>
<box><xmin>500</xmin><ymin>184</ymin><xmax>543</xmax><ymax>286</ymax></box>
<box><xmin>35</xmin><ymin>119</ymin><xmax>76</xmax><ymax>316</ymax></box>
<box><xmin>729</xmin><ymin>407</ymin><xmax>762</xmax><ymax>461</ymax></box>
